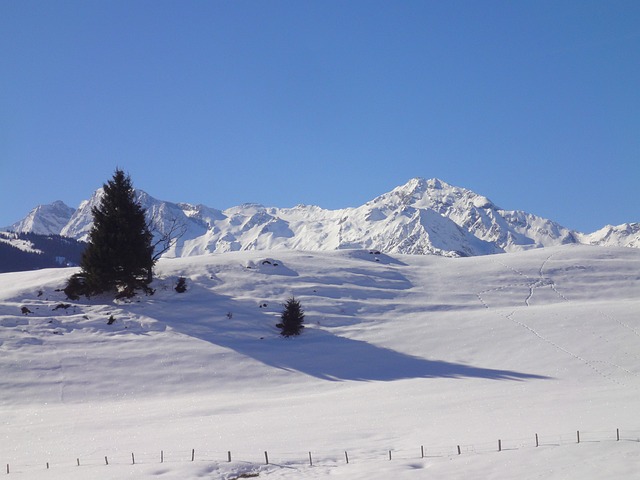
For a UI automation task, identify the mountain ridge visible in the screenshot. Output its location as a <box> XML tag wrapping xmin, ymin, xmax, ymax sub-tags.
<box><xmin>5</xmin><ymin>177</ymin><xmax>639</xmax><ymax>258</ymax></box>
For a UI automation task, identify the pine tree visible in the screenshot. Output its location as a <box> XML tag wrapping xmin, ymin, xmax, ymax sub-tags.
<box><xmin>277</xmin><ymin>297</ymin><xmax>305</xmax><ymax>337</ymax></box>
<box><xmin>65</xmin><ymin>169</ymin><xmax>154</xmax><ymax>298</ymax></box>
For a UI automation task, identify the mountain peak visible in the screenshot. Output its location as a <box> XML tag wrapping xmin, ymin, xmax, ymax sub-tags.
<box><xmin>9</xmin><ymin>200</ymin><xmax>75</xmax><ymax>235</ymax></box>
<box><xmin>370</xmin><ymin>177</ymin><xmax>463</xmax><ymax>210</ymax></box>
<box><xmin>8</xmin><ymin>178</ymin><xmax>638</xmax><ymax>260</ymax></box>
<box><xmin>396</xmin><ymin>177</ymin><xmax>450</xmax><ymax>194</ymax></box>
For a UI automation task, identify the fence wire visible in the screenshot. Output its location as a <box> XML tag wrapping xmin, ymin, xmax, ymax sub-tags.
<box><xmin>2</xmin><ymin>427</ymin><xmax>638</xmax><ymax>475</ymax></box>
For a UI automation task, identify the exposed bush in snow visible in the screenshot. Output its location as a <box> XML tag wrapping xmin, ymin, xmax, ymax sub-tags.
<box><xmin>277</xmin><ymin>297</ymin><xmax>305</xmax><ymax>337</ymax></box>
<box><xmin>175</xmin><ymin>276</ymin><xmax>187</xmax><ymax>293</ymax></box>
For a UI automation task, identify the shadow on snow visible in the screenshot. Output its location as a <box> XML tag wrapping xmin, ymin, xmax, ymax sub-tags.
<box><xmin>146</xmin><ymin>273</ymin><xmax>549</xmax><ymax>383</ymax></box>
<box><xmin>173</xmin><ymin>314</ymin><xmax>550</xmax><ymax>382</ymax></box>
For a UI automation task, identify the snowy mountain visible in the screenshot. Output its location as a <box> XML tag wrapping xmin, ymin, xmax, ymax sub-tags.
<box><xmin>6</xmin><ymin>178</ymin><xmax>638</xmax><ymax>258</ymax></box>
<box><xmin>580</xmin><ymin>222</ymin><xmax>640</xmax><ymax>248</ymax></box>
<box><xmin>9</xmin><ymin>200</ymin><xmax>75</xmax><ymax>235</ymax></box>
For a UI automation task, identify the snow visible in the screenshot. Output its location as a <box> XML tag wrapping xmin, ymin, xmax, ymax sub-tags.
<box><xmin>0</xmin><ymin>245</ymin><xmax>639</xmax><ymax>478</ymax></box>
<box><xmin>581</xmin><ymin>223</ymin><xmax>640</xmax><ymax>248</ymax></box>
<box><xmin>12</xmin><ymin>178</ymin><xmax>638</xmax><ymax>258</ymax></box>
<box><xmin>0</xmin><ymin>232</ymin><xmax>41</xmax><ymax>254</ymax></box>
<box><xmin>9</xmin><ymin>201</ymin><xmax>75</xmax><ymax>236</ymax></box>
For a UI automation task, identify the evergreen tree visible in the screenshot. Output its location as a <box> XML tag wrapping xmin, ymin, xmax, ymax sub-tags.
<box><xmin>277</xmin><ymin>297</ymin><xmax>305</xmax><ymax>336</ymax></box>
<box><xmin>65</xmin><ymin>169</ymin><xmax>154</xmax><ymax>298</ymax></box>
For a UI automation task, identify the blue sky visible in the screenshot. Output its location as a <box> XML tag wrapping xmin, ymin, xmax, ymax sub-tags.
<box><xmin>1</xmin><ymin>0</ymin><xmax>638</xmax><ymax>233</ymax></box>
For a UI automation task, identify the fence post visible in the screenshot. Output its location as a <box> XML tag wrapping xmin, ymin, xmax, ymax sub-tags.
<box><xmin>46</xmin><ymin>462</ymin><xmax>49</xmax><ymax>470</ymax></box>
<box><xmin>6</xmin><ymin>464</ymin><xmax>9</xmax><ymax>474</ymax></box>
<box><xmin>264</xmin><ymin>451</ymin><xmax>269</xmax><ymax>465</ymax></box>
<box><xmin>132</xmin><ymin>453</ymin><xmax>135</xmax><ymax>465</ymax></box>
<box><xmin>161</xmin><ymin>450</ymin><xmax>164</xmax><ymax>463</ymax></box>
<box><xmin>228</xmin><ymin>451</ymin><xmax>231</xmax><ymax>462</ymax></box>
<box><xmin>309</xmin><ymin>451</ymin><xmax>313</xmax><ymax>466</ymax></box>
<box><xmin>577</xmin><ymin>431</ymin><xmax>580</xmax><ymax>444</ymax></box>
<box><xmin>105</xmin><ymin>456</ymin><xmax>109</xmax><ymax>465</ymax></box>
<box><xmin>617</xmin><ymin>428</ymin><xmax>620</xmax><ymax>441</ymax></box>
<box><xmin>457</xmin><ymin>445</ymin><xmax>461</xmax><ymax>455</ymax></box>
<box><xmin>388</xmin><ymin>450</ymin><xmax>392</xmax><ymax>461</ymax></box>
<box><xmin>421</xmin><ymin>445</ymin><xmax>424</xmax><ymax>458</ymax></box>
<box><xmin>345</xmin><ymin>451</ymin><xmax>349</xmax><ymax>464</ymax></box>
<box><xmin>191</xmin><ymin>449</ymin><xmax>195</xmax><ymax>462</ymax></box>
<box><xmin>77</xmin><ymin>458</ymin><xmax>80</xmax><ymax>467</ymax></box>
<box><xmin>535</xmin><ymin>433</ymin><xmax>539</xmax><ymax>447</ymax></box>
<box><xmin>498</xmin><ymin>439</ymin><xmax>502</xmax><ymax>452</ymax></box>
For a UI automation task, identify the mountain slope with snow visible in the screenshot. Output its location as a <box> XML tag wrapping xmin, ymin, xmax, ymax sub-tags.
<box><xmin>0</xmin><ymin>245</ymin><xmax>639</xmax><ymax>479</ymax></box>
<box><xmin>581</xmin><ymin>222</ymin><xmax>640</xmax><ymax>248</ymax></box>
<box><xmin>9</xmin><ymin>200</ymin><xmax>75</xmax><ymax>235</ymax></box>
<box><xmin>5</xmin><ymin>178</ymin><xmax>637</xmax><ymax>260</ymax></box>
<box><xmin>0</xmin><ymin>231</ymin><xmax>85</xmax><ymax>272</ymax></box>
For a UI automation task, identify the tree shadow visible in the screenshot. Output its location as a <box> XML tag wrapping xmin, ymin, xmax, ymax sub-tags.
<box><xmin>140</xmin><ymin>275</ymin><xmax>550</xmax><ymax>383</ymax></box>
<box><xmin>178</xmin><ymin>316</ymin><xmax>550</xmax><ymax>382</ymax></box>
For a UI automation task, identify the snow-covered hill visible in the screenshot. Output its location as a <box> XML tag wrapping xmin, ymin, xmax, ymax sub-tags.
<box><xmin>6</xmin><ymin>178</ymin><xmax>638</xmax><ymax>258</ymax></box>
<box><xmin>0</xmin><ymin>245</ymin><xmax>639</xmax><ymax>479</ymax></box>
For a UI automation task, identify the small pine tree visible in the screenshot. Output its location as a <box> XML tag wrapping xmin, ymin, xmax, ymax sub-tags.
<box><xmin>175</xmin><ymin>276</ymin><xmax>187</xmax><ymax>293</ymax></box>
<box><xmin>277</xmin><ymin>297</ymin><xmax>305</xmax><ymax>337</ymax></box>
<box><xmin>65</xmin><ymin>169</ymin><xmax>154</xmax><ymax>298</ymax></box>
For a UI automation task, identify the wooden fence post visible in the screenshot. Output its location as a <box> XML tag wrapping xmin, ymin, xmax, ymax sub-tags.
<box><xmin>309</xmin><ymin>451</ymin><xmax>313</xmax><ymax>466</ymax></box>
<box><xmin>457</xmin><ymin>445</ymin><xmax>461</xmax><ymax>455</ymax></box>
<box><xmin>132</xmin><ymin>453</ymin><xmax>135</xmax><ymax>465</ymax></box>
<box><xmin>191</xmin><ymin>449</ymin><xmax>195</xmax><ymax>462</ymax></box>
<box><xmin>161</xmin><ymin>450</ymin><xmax>164</xmax><ymax>463</ymax></box>
<box><xmin>421</xmin><ymin>445</ymin><xmax>424</xmax><ymax>458</ymax></box>
<box><xmin>617</xmin><ymin>428</ymin><xmax>620</xmax><ymax>441</ymax></box>
<box><xmin>105</xmin><ymin>456</ymin><xmax>109</xmax><ymax>465</ymax></box>
<box><xmin>498</xmin><ymin>439</ymin><xmax>502</xmax><ymax>452</ymax></box>
<box><xmin>388</xmin><ymin>450</ymin><xmax>392</xmax><ymax>460</ymax></box>
<box><xmin>77</xmin><ymin>458</ymin><xmax>80</xmax><ymax>467</ymax></box>
<box><xmin>264</xmin><ymin>451</ymin><xmax>269</xmax><ymax>465</ymax></box>
<box><xmin>228</xmin><ymin>451</ymin><xmax>231</xmax><ymax>462</ymax></box>
<box><xmin>577</xmin><ymin>431</ymin><xmax>580</xmax><ymax>444</ymax></box>
<box><xmin>46</xmin><ymin>462</ymin><xmax>49</xmax><ymax>470</ymax></box>
<box><xmin>535</xmin><ymin>433</ymin><xmax>539</xmax><ymax>447</ymax></box>
<box><xmin>345</xmin><ymin>451</ymin><xmax>349</xmax><ymax>464</ymax></box>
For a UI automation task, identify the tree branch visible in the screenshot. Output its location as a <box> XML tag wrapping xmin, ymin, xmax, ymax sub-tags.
<box><xmin>149</xmin><ymin>215</ymin><xmax>187</xmax><ymax>261</ymax></box>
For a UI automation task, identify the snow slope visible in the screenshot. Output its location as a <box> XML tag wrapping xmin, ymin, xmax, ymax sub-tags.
<box><xmin>581</xmin><ymin>222</ymin><xmax>640</xmax><ymax>248</ymax></box>
<box><xmin>0</xmin><ymin>232</ymin><xmax>41</xmax><ymax>254</ymax></box>
<box><xmin>0</xmin><ymin>245</ymin><xmax>639</xmax><ymax>479</ymax></box>
<box><xmin>9</xmin><ymin>201</ymin><xmax>75</xmax><ymax>236</ymax></box>
<box><xmin>7</xmin><ymin>178</ymin><xmax>637</xmax><ymax>258</ymax></box>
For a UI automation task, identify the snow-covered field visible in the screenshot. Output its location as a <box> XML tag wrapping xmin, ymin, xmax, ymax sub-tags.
<box><xmin>1</xmin><ymin>245</ymin><xmax>639</xmax><ymax>479</ymax></box>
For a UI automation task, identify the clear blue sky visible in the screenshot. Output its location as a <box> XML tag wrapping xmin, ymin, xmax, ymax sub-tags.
<box><xmin>1</xmin><ymin>0</ymin><xmax>638</xmax><ymax>233</ymax></box>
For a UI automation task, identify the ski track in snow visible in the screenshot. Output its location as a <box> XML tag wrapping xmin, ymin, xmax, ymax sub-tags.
<box><xmin>476</xmin><ymin>253</ymin><xmax>632</xmax><ymax>386</ymax></box>
<box><xmin>503</xmin><ymin>309</ymin><xmax>627</xmax><ymax>387</ymax></box>
<box><xmin>597</xmin><ymin>309</ymin><xmax>640</xmax><ymax>340</ymax></box>
<box><xmin>539</xmin><ymin>253</ymin><xmax>640</xmax><ymax>373</ymax></box>
<box><xmin>541</xmin><ymin>253</ymin><xmax>640</xmax><ymax>381</ymax></box>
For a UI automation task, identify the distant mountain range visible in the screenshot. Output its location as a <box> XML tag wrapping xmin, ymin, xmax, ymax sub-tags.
<box><xmin>3</xmin><ymin>178</ymin><xmax>639</xmax><ymax>269</ymax></box>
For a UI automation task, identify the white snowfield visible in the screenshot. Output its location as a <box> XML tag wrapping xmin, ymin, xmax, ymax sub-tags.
<box><xmin>0</xmin><ymin>245</ymin><xmax>639</xmax><ymax>479</ymax></box>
